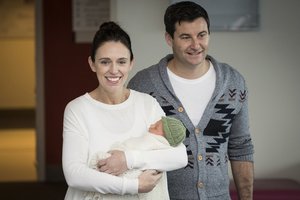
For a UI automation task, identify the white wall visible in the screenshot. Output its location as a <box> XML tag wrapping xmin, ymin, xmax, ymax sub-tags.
<box><xmin>112</xmin><ymin>0</ymin><xmax>300</xmax><ymax>182</ymax></box>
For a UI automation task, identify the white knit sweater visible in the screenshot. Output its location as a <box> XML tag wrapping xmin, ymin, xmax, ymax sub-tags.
<box><xmin>62</xmin><ymin>90</ymin><xmax>187</xmax><ymax>200</ymax></box>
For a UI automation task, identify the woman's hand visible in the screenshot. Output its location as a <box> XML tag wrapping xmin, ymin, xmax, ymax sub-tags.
<box><xmin>97</xmin><ymin>150</ymin><xmax>128</xmax><ymax>176</ymax></box>
<box><xmin>138</xmin><ymin>170</ymin><xmax>162</xmax><ymax>193</ymax></box>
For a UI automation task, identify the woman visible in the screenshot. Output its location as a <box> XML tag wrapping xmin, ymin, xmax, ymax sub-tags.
<box><xmin>62</xmin><ymin>21</ymin><xmax>187</xmax><ymax>199</ymax></box>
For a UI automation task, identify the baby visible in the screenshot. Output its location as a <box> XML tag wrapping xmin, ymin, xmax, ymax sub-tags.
<box><xmin>84</xmin><ymin>116</ymin><xmax>186</xmax><ymax>200</ymax></box>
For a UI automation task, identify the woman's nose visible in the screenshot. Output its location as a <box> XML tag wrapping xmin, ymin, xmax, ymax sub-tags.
<box><xmin>109</xmin><ymin>63</ymin><xmax>118</xmax><ymax>74</ymax></box>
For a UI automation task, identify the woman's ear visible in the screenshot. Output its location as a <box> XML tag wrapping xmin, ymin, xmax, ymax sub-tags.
<box><xmin>129</xmin><ymin>58</ymin><xmax>135</xmax><ymax>71</ymax></box>
<box><xmin>165</xmin><ymin>32</ymin><xmax>173</xmax><ymax>47</ymax></box>
<box><xmin>88</xmin><ymin>56</ymin><xmax>96</xmax><ymax>72</ymax></box>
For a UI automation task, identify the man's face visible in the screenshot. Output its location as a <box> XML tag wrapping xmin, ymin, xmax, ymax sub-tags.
<box><xmin>166</xmin><ymin>17</ymin><xmax>210</xmax><ymax>69</ymax></box>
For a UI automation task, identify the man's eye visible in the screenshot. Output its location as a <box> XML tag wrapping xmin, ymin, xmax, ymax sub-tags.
<box><xmin>181</xmin><ymin>36</ymin><xmax>190</xmax><ymax>40</ymax></box>
<box><xmin>199</xmin><ymin>32</ymin><xmax>207</xmax><ymax>38</ymax></box>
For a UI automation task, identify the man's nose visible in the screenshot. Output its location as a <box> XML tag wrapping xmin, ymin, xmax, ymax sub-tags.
<box><xmin>191</xmin><ymin>38</ymin><xmax>200</xmax><ymax>49</ymax></box>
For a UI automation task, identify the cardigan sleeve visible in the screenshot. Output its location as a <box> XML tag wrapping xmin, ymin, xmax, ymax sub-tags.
<box><xmin>227</xmin><ymin>85</ymin><xmax>254</xmax><ymax>162</ymax></box>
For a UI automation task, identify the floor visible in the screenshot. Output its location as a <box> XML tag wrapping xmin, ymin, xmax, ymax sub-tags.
<box><xmin>0</xmin><ymin>128</ymin><xmax>68</xmax><ymax>199</ymax></box>
<box><xmin>0</xmin><ymin>110</ymin><xmax>68</xmax><ymax>199</ymax></box>
<box><xmin>0</xmin><ymin>128</ymin><xmax>37</xmax><ymax>182</ymax></box>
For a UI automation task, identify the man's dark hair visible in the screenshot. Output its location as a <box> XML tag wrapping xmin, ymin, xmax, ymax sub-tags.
<box><xmin>164</xmin><ymin>1</ymin><xmax>210</xmax><ymax>37</ymax></box>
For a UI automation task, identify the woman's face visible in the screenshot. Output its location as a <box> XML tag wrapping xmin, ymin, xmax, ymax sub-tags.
<box><xmin>89</xmin><ymin>41</ymin><xmax>133</xmax><ymax>95</ymax></box>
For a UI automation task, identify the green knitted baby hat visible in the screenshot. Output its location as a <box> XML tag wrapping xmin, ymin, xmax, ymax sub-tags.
<box><xmin>162</xmin><ymin>116</ymin><xmax>186</xmax><ymax>147</ymax></box>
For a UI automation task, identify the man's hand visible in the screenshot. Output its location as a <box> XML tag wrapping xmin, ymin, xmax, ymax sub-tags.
<box><xmin>97</xmin><ymin>150</ymin><xmax>128</xmax><ymax>176</ymax></box>
<box><xmin>138</xmin><ymin>170</ymin><xmax>162</xmax><ymax>193</ymax></box>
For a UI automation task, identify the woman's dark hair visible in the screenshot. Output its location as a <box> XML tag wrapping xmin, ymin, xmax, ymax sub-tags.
<box><xmin>90</xmin><ymin>21</ymin><xmax>134</xmax><ymax>62</ymax></box>
<box><xmin>164</xmin><ymin>1</ymin><xmax>210</xmax><ymax>37</ymax></box>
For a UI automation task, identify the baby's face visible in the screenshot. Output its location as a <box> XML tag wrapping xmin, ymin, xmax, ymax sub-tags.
<box><xmin>148</xmin><ymin>119</ymin><xmax>164</xmax><ymax>136</ymax></box>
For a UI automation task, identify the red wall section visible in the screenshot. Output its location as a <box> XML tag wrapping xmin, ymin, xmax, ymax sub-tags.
<box><xmin>43</xmin><ymin>0</ymin><xmax>97</xmax><ymax>166</ymax></box>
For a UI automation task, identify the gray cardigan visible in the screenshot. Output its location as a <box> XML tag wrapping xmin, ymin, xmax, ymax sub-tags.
<box><xmin>128</xmin><ymin>54</ymin><xmax>254</xmax><ymax>200</ymax></box>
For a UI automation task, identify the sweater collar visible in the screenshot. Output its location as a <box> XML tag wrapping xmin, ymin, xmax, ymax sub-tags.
<box><xmin>157</xmin><ymin>54</ymin><xmax>225</xmax><ymax>103</ymax></box>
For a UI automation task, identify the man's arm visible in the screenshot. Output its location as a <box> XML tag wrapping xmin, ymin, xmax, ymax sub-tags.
<box><xmin>231</xmin><ymin>160</ymin><xmax>254</xmax><ymax>200</ymax></box>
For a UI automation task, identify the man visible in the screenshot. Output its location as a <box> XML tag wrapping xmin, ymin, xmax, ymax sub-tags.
<box><xmin>128</xmin><ymin>1</ymin><xmax>254</xmax><ymax>199</ymax></box>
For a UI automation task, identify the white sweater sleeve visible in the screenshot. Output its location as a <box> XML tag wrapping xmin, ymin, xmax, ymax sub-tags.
<box><xmin>125</xmin><ymin>143</ymin><xmax>187</xmax><ymax>171</ymax></box>
<box><xmin>62</xmin><ymin>103</ymin><xmax>138</xmax><ymax>195</ymax></box>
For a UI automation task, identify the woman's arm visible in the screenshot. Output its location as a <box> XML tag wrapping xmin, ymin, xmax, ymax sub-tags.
<box><xmin>98</xmin><ymin>143</ymin><xmax>187</xmax><ymax>175</ymax></box>
<box><xmin>125</xmin><ymin>143</ymin><xmax>187</xmax><ymax>171</ymax></box>
<box><xmin>62</xmin><ymin>103</ymin><xmax>138</xmax><ymax>195</ymax></box>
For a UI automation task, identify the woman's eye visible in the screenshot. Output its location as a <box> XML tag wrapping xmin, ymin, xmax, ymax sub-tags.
<box><xmin>100</xmin><ymin>60</ymin><xmax>109</xmax><ymax>65</ymax></box>
<box><xmin>118</xmin><ymin>59</ymin><xmax>127</xmax><ymax>65</ymax></box>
